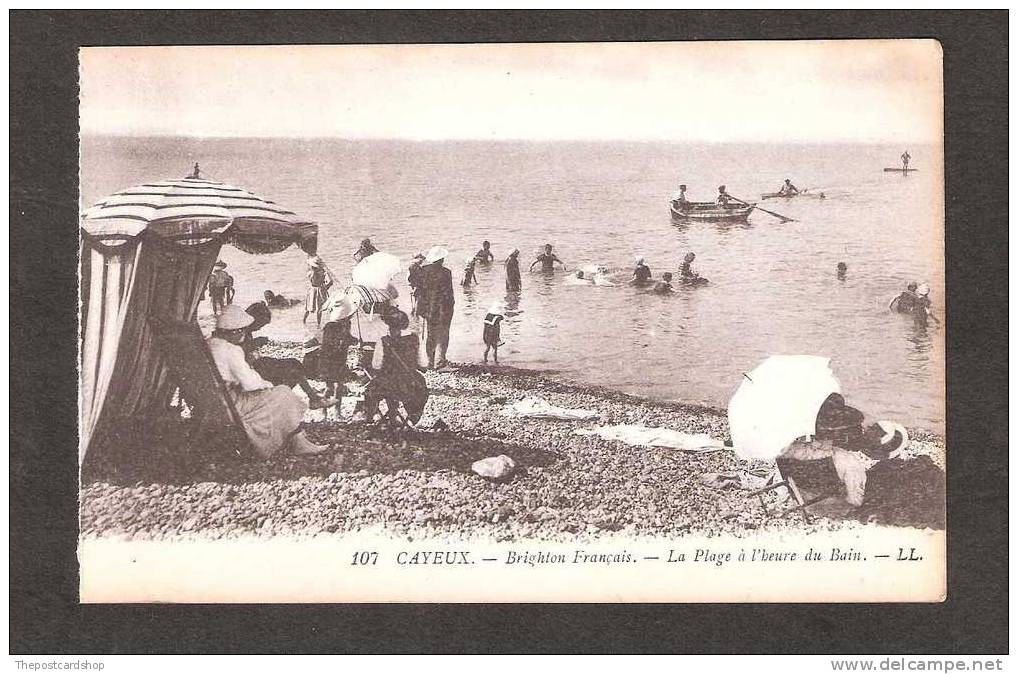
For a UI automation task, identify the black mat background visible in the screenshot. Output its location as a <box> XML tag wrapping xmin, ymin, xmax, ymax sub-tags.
<box><xmin>9</xmin><ymin>10</ymin><xmax>1008</xmax><ymax>654</ymax></box>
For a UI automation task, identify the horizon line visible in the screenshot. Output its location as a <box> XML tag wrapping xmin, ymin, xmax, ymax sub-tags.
<box><xmin>79</xmin><ymin>131</ymin><xmax>937</xmax><ymax>146</ymax></box>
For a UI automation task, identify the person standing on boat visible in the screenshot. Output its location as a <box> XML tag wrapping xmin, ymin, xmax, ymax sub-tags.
<box><xmin>778</xmin><ymin>179</ymin><xmax>800</xmax><ymax>196</ymax></box>
<box><xmin>505</xmin><ymin>248</ymin><xmax>522</xmax><ymax>292</ymax></box>
<box><xmin>716</xmin><ymin>185</ymin><xmax>732</xmax><ymax>205</ymax></box>
<box><xmin>417</xmin><ymin>245</ymin><xmax>455</xmax><ymax>370</ymax></box>
<box><xmin>530</xmin><ymin>243</ymin><xmax>566</xmax><ymax>272</ymax></box>
<box><xmin>675</xmin><ymin>184</ymin><xmax>689</xmax><ymax>206</ymax></box>
<box><xmin>303</xmin><ymin>255</ymin><xmax>333</xmax><ymax>326</ymax></box>
<box><xmin>901</xmin><ymin>150</ymin><xmax>911</xmax><ymax>170</ymax></box>
<box><xmin>354</xmin><ymin>238</ymin><xmax>379</xmax><ymax>263</ymax></box>
<box><xmin>474</xmin><ymin>240</ymin><xmax>495</xmax><ymax>264</ymax></box>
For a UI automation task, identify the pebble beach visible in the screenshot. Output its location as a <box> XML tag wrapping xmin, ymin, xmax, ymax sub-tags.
<box><xmin>80</xmin><ymin>340</ymin><xmax>946</xmax><ymax>542</ymax></box>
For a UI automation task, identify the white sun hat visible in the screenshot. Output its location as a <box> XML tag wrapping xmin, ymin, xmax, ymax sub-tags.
<box><xmin>216</xmin><ymin>304</ymin><xmax>255</xmax><ymax>331</ymax></box>
<box><xmin>424</xmin><ymin>245</ymin><xmax>450</xmax><ymax>264</ymax></box>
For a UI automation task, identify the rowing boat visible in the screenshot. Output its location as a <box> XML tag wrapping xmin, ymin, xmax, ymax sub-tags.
<box><xmin>760</xmin><ymin>190</ymin><xmax>826</xmax><ymax>200</ymax></box>
<box><xmin>883</xmin><ymin>168</ymin><xmax>919</xmax><ymax>172</ymax></box>
<box><xmin>670</xmin><ymin>200</ymin><xmax>755</xmax><ymax>222</ymax></box>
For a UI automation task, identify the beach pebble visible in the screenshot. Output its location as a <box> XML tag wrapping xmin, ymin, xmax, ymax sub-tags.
<box><xmin>471</xmin><ymin>455</ymin><xmax>517</xmax><ymax>481</ymax></box>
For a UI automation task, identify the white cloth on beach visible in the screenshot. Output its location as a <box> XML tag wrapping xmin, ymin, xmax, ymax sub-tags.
<box><xmin>502</xmin><ymin>396</ymin><xmax>599</xmax><ymax>421</ymax></box>
<box><xmin>573</xmin><ymin>424</ymin><xmax>724</xmax><ymax>451</ymax></box>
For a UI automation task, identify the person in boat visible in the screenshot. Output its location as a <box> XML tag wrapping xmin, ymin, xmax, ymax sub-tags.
<box><xmin>674</xmin><ymin>184</ymin><xmax>689</xmax><ymax>206</ymax></box>
<box><xmin>630</xmin><ymin>256</ymin><xmax>652</xmax><ymax>286</ymax></box>
<box><xmin>679</xmin><ymin>252</ymin><xmax>701</xmax><ymax>282</ymax></box>
<box><xmin>530</xmin><ymin>243</ymin><xmax>565</xmax><ymax>272</ymax></box>
<box><xmin>242</xmin><ymin>302</ymin><xmax>335</xmax><ymax>410</ymax></box>
<box><xmin>407</xmin><ymin>252</ymin><xmax>426</xmax><ymax>317</ymax></box>
<box><xmin>474</xmin><ymin>240</ymin><xmax>495</xmax><ymax>264</ymax></box>
<box><xmin>303</xmin><ymin>255</ymin><xmax>332</xmax><ymax>326</ymax></box>
<box><xmin>207</xmin><ymin>305</ymin><xmax>330</xmax><ymax>458</ymax></box>
<box><xmin>482</xmin><ymin>300</ymin><xmax>506</xmax><ymax>364</ymax></box>
<box><xmin>353</xmin><ymin>238</ymin><xmax>380</xmax><ymax>263</ymax></box>
<box><xmin>911</xmin><ymin>283</ymin><xmax>940</xmax><ymax>328</ymax></box>
<box><xmin>363</xmin><ymin>307</ymin><xmax>429</xmax><ymax>427</ymax></box>
<box><xmin>505</xmin><ymin>248</ymin><xmax>523</xmax><ymax>292</ymax></box>
<box><xmin>417</xmin><ymin>245</ymin><xmax>455</xmax><ymax>370</ymax></box>
<box><xmin>716</xmin><ymin>185</ymin><xmax>732</xmax><ymax>206</ymax></box>
<box><xmin>652</xmin><ymin>272</ymin><xmax>674</xmax><ymax>294</ymax></box>
<box><xmin>889</xmin><ymin>281</ymin><xmax>919</xmax><ymax>313</ymax></box>
<box><xmin>778</xmin><ymin>179</ymin><xmax>800</xmax><ymax>196</ymax></box>
<box><xmin>462</xmin><ymin>257</ymin><xmax>478</xmax><ymax>287</ymax></box>
<box><xmin>901</xmin><ymin>150</ymin><xmax>911</xmax><ymax>170</ymax></box>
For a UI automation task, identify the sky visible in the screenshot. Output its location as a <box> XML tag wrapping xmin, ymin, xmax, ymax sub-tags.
<box><xmin>79</xmin><ymin>40</ymin><xmax>943</xmax><ymax>144</ymax></box>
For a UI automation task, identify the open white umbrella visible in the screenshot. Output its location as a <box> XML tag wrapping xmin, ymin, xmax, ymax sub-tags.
<box><xmin>727</xmin><ymin>355</ymin><xmax>841</xmax><ymax>461</ymax></box>
<box><xmin>351</xmin><ymin>251</ymin><xmax>401</xmax><ymax>289</ymax></box>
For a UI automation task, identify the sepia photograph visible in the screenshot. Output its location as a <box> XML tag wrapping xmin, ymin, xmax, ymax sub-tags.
<box><xmin>75</xmin><ymin>39</ymin><xmax>947</xmax><ymax>603</ymax></box>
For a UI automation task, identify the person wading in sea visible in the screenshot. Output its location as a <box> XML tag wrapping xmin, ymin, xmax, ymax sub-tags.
<box><xmin>417</xmin><ymin>245</ymin><xmax>455</xmax><ymax>370</ymax></box>
<box><xmin>530</xmin><ymin>243</ymin><xmax>566</xmax><ymax>272</ymax></box>
<box><xmin>474</xmin><ymin>240</ymin><xmax>495</xmax><ymax>264</ymax></box>
<box><xmin>631</xmin><ymin>256</ymin><xmax>652</xmax><ymax>286</ymax></box>
<box><xmin>505</xmin><ymin>248</ymin><xmax>522</xmax><ymax>292</ymax></box>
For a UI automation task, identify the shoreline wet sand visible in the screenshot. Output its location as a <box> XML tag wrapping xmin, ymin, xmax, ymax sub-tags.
<box><xmin>80</xmin><ymin>342</ymin><xmax>946</xmax><ymax>541</ymax></box>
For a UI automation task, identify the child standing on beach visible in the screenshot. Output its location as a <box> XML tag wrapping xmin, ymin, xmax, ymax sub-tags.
<box><xmin>483</xmin><ymin>301</ymin><xmax>506</xmax><ymax>364</ymax></box>
<box><xmin>318</xmin><ymin>301</ymin><xmax>357</xmax><ymax>399</ymax></box>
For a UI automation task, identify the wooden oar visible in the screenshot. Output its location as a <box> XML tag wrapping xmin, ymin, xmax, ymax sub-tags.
<box><xmin>730</xmin><ymin>195</ymin><xmax>795</xmax><ymax>223</ymax></box>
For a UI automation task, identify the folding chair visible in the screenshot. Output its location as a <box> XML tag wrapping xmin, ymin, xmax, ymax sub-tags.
<box><xmin>149</xmin><ymin>317</ymin><xmax>254</xmax><ymax>463</ymax></box>
<box><xmin>748</xmin><ymin>457</ymin><xmax>840</xmax><ymax>523</ymax></box>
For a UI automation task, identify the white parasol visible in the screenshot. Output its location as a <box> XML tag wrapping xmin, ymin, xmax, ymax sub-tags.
<box><xmin>351</xmin><ymin>251</ymin><xmax>401</xmax><ymax>289</ymax></box>
<box><xmin>727</xmin><ymin>355</ymin><xmax>841</xmax><ymax>461</ymax></box>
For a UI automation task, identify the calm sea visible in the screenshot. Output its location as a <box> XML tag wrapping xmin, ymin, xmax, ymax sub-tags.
<box><xmin>81</xmin><ymin>136</ymin><xmax>946</xmax><ymax>432</ymax></box>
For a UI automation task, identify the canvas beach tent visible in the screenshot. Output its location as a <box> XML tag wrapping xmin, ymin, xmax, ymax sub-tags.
<box><xmin>79</xmin><ymin>175</ymin><xmax>318</xmax><ymax>462</ymax></box>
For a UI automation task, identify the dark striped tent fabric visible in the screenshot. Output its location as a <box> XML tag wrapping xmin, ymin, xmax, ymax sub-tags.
<box><xmin>81</xmin><ymin>177</ymin><xmax>312</xmax><ymax>242</ymax></box>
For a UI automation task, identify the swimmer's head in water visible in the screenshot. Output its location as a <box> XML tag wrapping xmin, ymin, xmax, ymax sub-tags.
<box><xmin>575</xmin><ymin>271</ymin><xmax>585</xmax><ymax>279</ymax></box>
<box><xmin>718</xmin><ymin>185</ymin><xmax>727</xmax><ymax>192</ymax></box>
<box><xmin>482</xmin><ymin>240</ymin><xmax>490</xmax><ymax>248</ymax></box>
<box><xmin>679</xmin><ymin>184</ymin><xmax>686</xmax><ymax>190</ymax></box>
<box><xmin>544</xmin><ymin>244</ymin><xmax>553</xmax><ymax>252</ymax></box>
<box><xmin>684</xmin><ymin>252</ymin><xmax>696</xmax><ymax>262</ymax></box>
<box><xmin>837</xmin><ymin>262</ymin><xmax>848</xmax><ymax>271</ymax></box>
<box><xmin>907</xmin><ymin>281</ymin><xmax>918</xmax><ymax>291</ymax></box>
<box><xmin>264</xmin><ymin>290</ymin><xmax>275</xmax><ymax>301</ymax></box>
<box><xmin>662</xmin><ymin>272</ymin><xmax>673</xmax><ymax>282</ymax></box>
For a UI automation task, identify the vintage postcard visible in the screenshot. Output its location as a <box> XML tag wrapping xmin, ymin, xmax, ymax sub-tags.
<box><xmin>77</xmin><ymin>40</ymin><xmax>945</xmax><ymax>603</ymax></box>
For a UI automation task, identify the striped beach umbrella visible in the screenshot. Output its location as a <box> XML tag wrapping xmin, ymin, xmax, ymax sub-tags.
<box><xmin>81</xmin><ymin>174</ymin><xmax>315</xmax><ymax>251</ymax></box>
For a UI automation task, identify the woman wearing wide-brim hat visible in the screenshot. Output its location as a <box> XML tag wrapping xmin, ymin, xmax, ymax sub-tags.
<box><xmin>207</xmin><ymin>305</ymin><xmax>331</xmax><ymax>458</ymax></box>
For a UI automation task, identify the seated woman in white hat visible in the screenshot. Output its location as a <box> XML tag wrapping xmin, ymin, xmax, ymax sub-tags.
<box><xmin>207</xmin><ymin>305</ymin><xmax>330</xmax><ymax>458</ymax></box>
